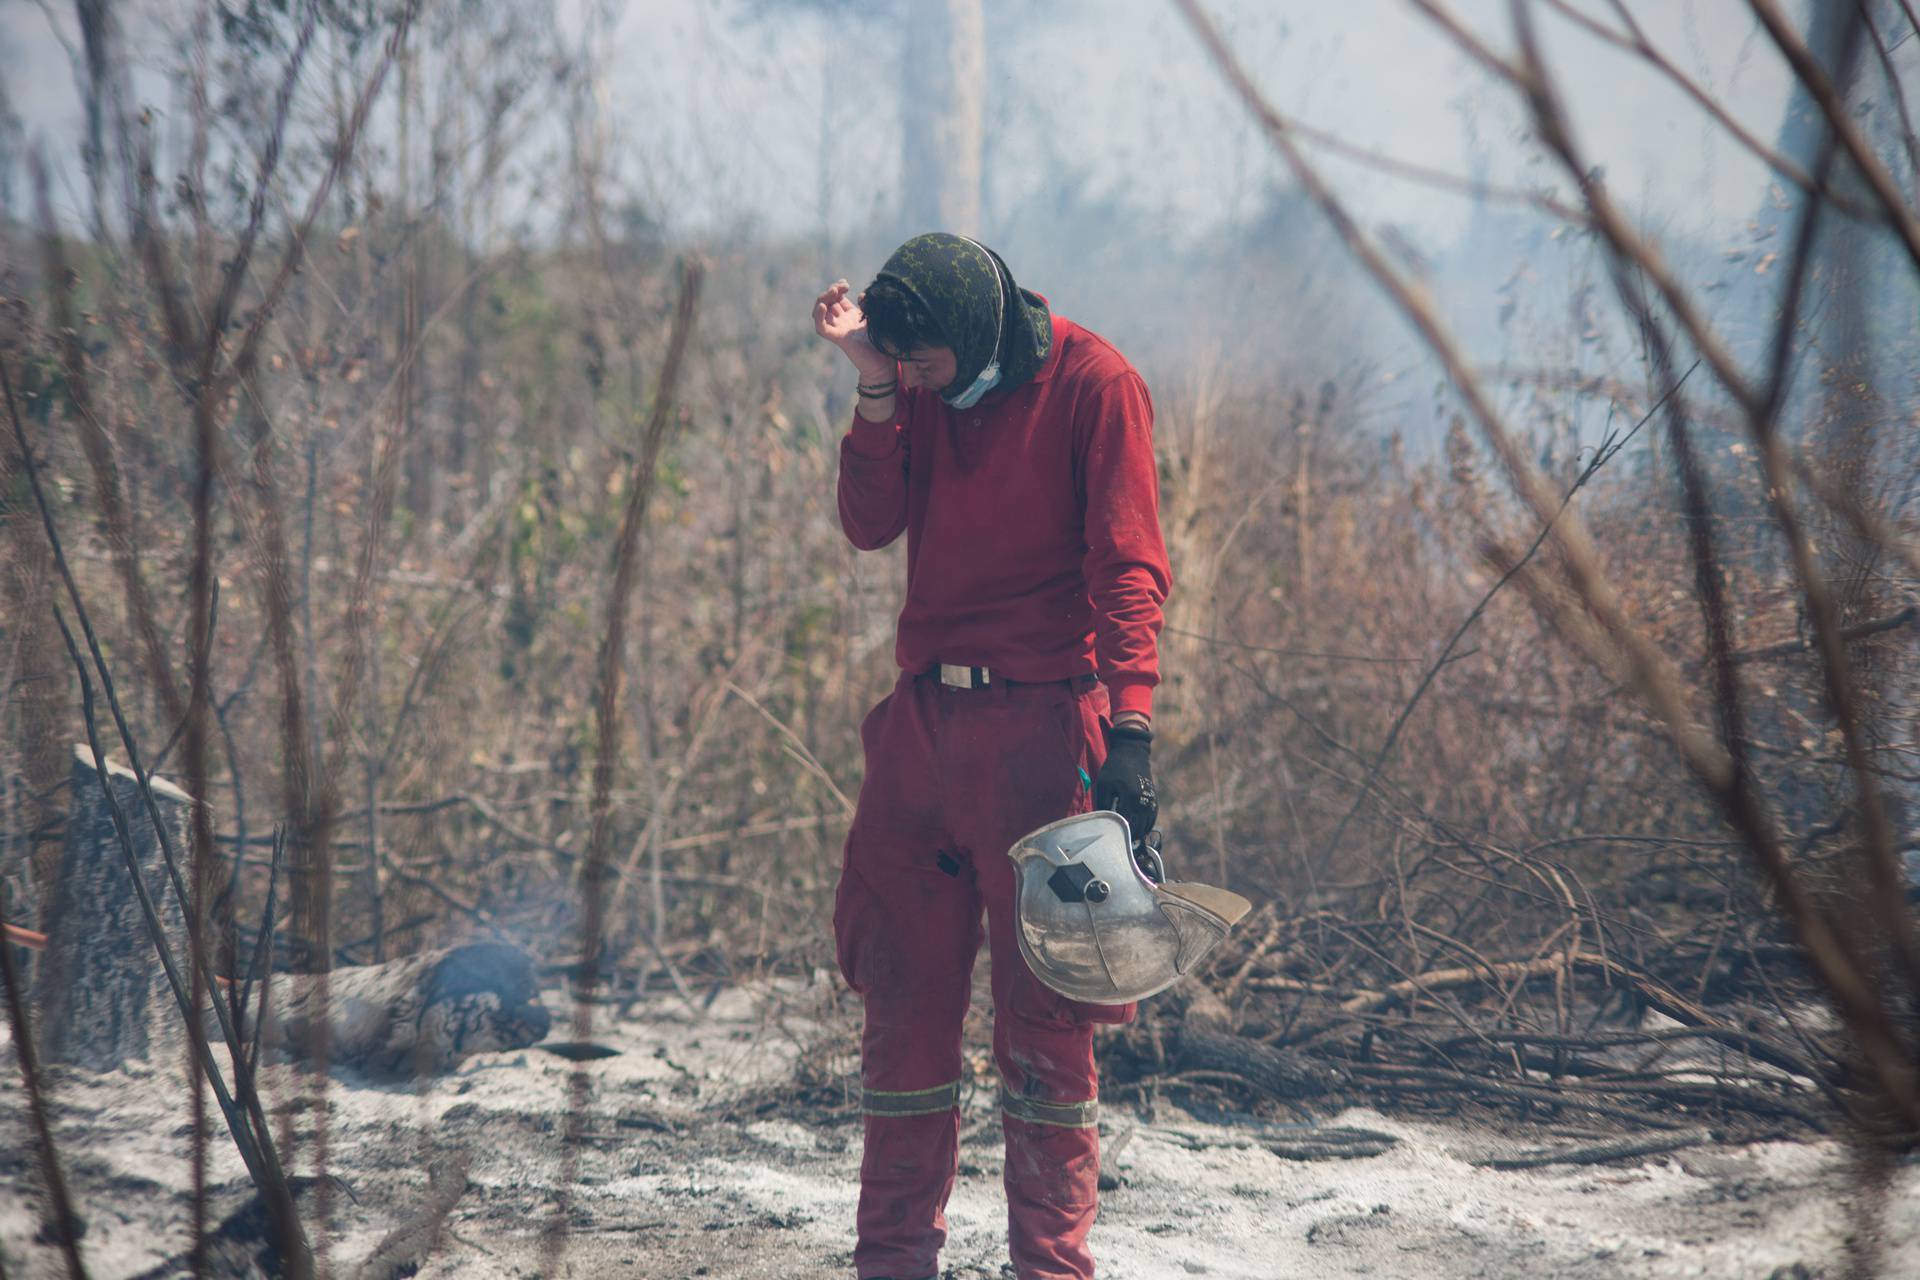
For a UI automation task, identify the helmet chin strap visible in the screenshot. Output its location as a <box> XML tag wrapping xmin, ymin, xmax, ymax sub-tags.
<box><xmin>942</xmin><ymin>236</ymin><xmax>1005</xmax><ymax>409</ymax></box>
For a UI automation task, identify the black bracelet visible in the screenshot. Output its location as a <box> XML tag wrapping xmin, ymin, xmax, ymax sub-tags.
<box><xmin>856</xmin><ymin>381</ymin><xmax>898</xmax><ymax>399</ymax></box>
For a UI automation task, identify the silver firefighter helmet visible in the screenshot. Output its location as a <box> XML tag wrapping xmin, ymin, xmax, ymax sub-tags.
<box><xmin>1010</xmin><ymin>811</ymin><xmax>1253</xmax><ymax>1006</ymax></box>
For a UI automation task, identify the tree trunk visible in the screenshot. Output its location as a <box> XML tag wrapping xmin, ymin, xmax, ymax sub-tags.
<box><xmin>900</xmin><ymin>0</ymin><xmax>985</xmax><ymax>237</ymax></box>
<box><xmin>35</xmin><ymin>745</ymin><xmax>193</xmax><ymax>1071</ymax></box>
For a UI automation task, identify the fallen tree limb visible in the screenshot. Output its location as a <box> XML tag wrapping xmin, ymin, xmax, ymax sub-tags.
<box><xmin>1245</xmin><ymin>974</ymin><xmax>1347</xmax><ymax>998</ymax></box>
<box><xmin>1172</xmin><ymin>1023</ymin><xmax>1346</xmax><ymax>1099</ymax></box>
<box><xmin>1350</xmin><ymin>1059</ymin><xmax>1827</xmax><ymax>1133</ymax></box>
<box><xmin>1723</xmin><ymin>606</ymin><xmax>1916</xmax><ymax>665</ymax></box>
<box><xmin>1473</xmin><ymin>1127</ymin><xmax>1716</xmax><ymax>1170</ymax></box>
<box><xmin>371</xmin><ymin>792</ymin><xmax>572</xmax><ymax>858</ymax></box>
<box><xmin>1264</xmin><ymin>1127</ymin><xmax>1400</xmax><ymax>1160</ymax></box>
<box><xmin>1349</xmin><ymin>1061</ymin><xmax>1689</xmax><ymax>1129</ymax></box>
<box><xmin>377</xmin><ymin>854</ymin><xmax>512</xmax><ymax>940</ymax></box>
<box><xmin>1563</xmin><ymin>954</ymin><xmax>1839</xmax><ymax>1091</ymax></box>
<box><xmin>1262</xmin><ymin>949</ymin><xmax>1835</xmax><ymax>1089</ymax></box>
<box><xmin>1143</xmin><ymin>1120</ymin><xmax>1399</xmax><ymax>1160</ymax></box>
<box><xmin>351</xmin><ymin>1154</ymin><xmax>471</xmax><ymax>1280</ymax></box>
<box><xmin>1340</xmin><ymin>955</ymin><xmax>1569</xmax><ymax>1014</ymax></box>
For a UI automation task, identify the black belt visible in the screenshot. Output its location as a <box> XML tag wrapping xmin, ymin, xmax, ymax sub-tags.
<box><xmin>928</xmin><ymin>665</ymin><xmax>1095</xmax><ymax>692</ymax></box>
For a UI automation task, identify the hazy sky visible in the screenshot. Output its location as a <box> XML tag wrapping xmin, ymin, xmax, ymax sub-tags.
<box><xmin>3</xmin><ymin>0</ymin><xmax>1826</xmax><ymax>251</ymax></box>
<box><xmin>603</xmin><ymin>0</ymin><xmax>1803</xmax><ymax>248</ymax></box>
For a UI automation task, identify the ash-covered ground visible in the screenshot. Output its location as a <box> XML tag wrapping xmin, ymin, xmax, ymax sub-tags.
<box><xmin>3</xmin><ymin>979</ymin><xmax>1914</xmax><ymax>1278</ymax></box>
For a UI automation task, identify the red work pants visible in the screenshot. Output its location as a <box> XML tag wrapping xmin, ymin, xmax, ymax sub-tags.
<box><xmin>834</xmin><ymin>671</ymin><xmax>1133</xmax><ymax>1280</ymax></box>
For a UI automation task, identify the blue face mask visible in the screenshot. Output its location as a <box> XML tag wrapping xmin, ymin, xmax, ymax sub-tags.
<box><xmin>942</xmin><ymin>361</ymin><xmax>1001</xmax><ymax>410</ymax></box>
<box><xmin>941</xmin><ymin>236</ymin><xmax>1005</xmax><ymax>411</ymax></box>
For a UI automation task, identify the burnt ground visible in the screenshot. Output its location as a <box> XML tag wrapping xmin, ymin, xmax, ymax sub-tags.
<box><xmin>3</xmin><ymin>979</ymin><xmax>1916</xmax><ymax>1279</ymax></box>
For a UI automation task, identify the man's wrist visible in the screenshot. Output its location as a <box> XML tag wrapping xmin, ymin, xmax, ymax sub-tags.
<box><xmin>1111</xmin><ymin>711</ymin><xmax>1150</xmax><ymax>733</ymax></box>
<box><xmin>850</xmin><ymin>355</ymin><xmax>896</xmax><ymax>383</ymax></box>
<box><xmin>1107</xmin><ymin>677</ymin><xmax>1155</xmax><ymax>723</ymax></box>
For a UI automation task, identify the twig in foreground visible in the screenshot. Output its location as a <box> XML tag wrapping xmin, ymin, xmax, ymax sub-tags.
<box><xmin>0</xmin><ymin>887</ymin><xmax>88</xmax><ymax>1277</ymax></box>
<box><xmin>1314</xmin><ymin>361</ymin><xmax>1698</xmax><ymax>875</ymax></box>
<box><xmin>545</xmin><ymin>256</ymin><xmax>704</xmax><ymax>1273</ymax></box>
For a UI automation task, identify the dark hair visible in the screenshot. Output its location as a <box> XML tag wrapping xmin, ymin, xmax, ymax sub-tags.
<box><xmin>861</xmin><ymin>277</ymin><xmax>946</xmax><ymax>360</ymax></box>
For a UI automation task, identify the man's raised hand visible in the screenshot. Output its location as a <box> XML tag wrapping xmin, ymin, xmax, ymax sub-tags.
<box><xmin>812</xmin><ymin>279</ymin><xmax>894</xmax><ymax>381</ymax></box>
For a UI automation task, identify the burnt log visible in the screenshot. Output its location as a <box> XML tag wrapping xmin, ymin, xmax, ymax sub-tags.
<box><xmin>1145</xmin><ymin>983</ymin><xmax>1346</xmax><ymax>1102</ymax></box>
<box><xmin>228</xmin><ymin>942</ymin><xmax>551</xmax><ymax>1077</ymax></box>
<box><xmin>1170</xmin><ymin>1022</ymin><xmax>1346</xmax><ymax>1100</ymax></box>
<box><xmin>35</xmin><ymin>745</ymin><xmax>192</xmax><ymax>1071</ymax></box>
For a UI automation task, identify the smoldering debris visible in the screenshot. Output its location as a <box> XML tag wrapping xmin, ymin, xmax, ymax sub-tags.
<box><xmin>3</xmin><ymin>982</ymin><xmax>1916</xmax><ymax>1279</ymax></box>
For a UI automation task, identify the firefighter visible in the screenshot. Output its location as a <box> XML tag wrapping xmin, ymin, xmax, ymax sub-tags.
<box><xmin>812</xmin><ymin>232</ymin><xmax>1170</xmax><ymax>1280</ymax></box>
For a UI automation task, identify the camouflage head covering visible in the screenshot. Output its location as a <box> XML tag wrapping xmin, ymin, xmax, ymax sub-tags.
<box><xmin>872</xmin><ymin>232</ymin><xmax>1053</xmax><ymax>398</ymax></box>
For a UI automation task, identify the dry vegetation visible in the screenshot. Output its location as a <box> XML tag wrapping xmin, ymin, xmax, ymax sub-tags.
<box><xmin>2</xmin><ymin>0</ymin><xmax>1919</xmax><ymax>1276</ymax></box>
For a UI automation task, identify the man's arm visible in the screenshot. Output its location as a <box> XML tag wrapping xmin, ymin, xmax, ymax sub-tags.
<box><xmin>1080</xmin><ymin>368</ymin><xmax>1168</xmax><ymax>840</ymax></box>
<box><xmin>837</xmin><ymin>390</ymin><xmax>910</xmax><ymax>550</ymax></box>
<box><xmin>1078</xmin><ymin>370</ymin><xmax>1171</xmax><ymax>724</ymax></box>
<box><xmin>816</xmin><ymin>280</ymin><xmax>909</xmax><ymax>550</ymax></box>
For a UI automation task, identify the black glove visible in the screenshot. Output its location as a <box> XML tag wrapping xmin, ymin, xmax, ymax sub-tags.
<box><xmin>1094</xmin><ymin>722</ymin><xmax>1157</xmax><ymax>845</ymax></box>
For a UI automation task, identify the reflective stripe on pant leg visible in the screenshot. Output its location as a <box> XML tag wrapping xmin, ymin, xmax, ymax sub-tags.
<box><xmin>864</xmin><ymin>1079</ymin><xmax>963</xmax><ymax>1118</ymax></box>
<box><xmin>1000</xmin><ymin>1086</ymin><xmax>1098</xmax><ymax>1128</ymax></box>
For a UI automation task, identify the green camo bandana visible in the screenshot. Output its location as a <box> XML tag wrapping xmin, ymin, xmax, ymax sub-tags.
<box><xmin>873</xmin><ymin>233</ymin><xmax>1053</xmax><ymax>400</ymax></box>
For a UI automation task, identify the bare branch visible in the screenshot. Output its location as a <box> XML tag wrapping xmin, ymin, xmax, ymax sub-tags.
<box><xmin>1538</xmin><ymin>0</ymin><xmax>1881</xmax><ymax>222</ymax></box>
<box><xmin>1316</xmin><ymin>361</ymin><xmax>1699</xmax><ymax>877</ymax></box>
<box><xmin>31</xmin><ymin>151</ymin><xmax>187</xmax><ymax>727</ymax></box>
<box><xmin>1749</xmin><ymin>0</ymin><xmax>1920</xmax><ymax>275</ymax></box>
<box><xmin>0</xmin><ymin>886</ymin><xmax>88</xmax><ymax>1277</ymax></box>
<box><xmin>199</xmin><ymin>4</ymin><xmax>319</xmax><ymax>364</ymax></box>
<box><xmin>220</xmin><ymin>0</ymin><xmax>422</xmax><ymax>400</ymax></box>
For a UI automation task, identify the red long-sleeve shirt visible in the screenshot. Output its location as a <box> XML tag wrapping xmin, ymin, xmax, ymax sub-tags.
<box><xmin>837</xmin><ymin>316</ymin><xmax>1170</xmax><ymax>719</ymax></box>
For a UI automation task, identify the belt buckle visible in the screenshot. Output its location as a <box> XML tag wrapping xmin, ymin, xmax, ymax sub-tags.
<box><xmin>939</xmin><ymin>664</ymin><xmax>987</xmax><ymax>688</ymax></box>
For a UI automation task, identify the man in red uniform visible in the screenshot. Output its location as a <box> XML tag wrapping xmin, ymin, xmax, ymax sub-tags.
<box><xmin>812</xmin><ymin>232</ymin><xmax>1170</xmax><ymax>1280</ymax></box>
